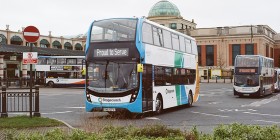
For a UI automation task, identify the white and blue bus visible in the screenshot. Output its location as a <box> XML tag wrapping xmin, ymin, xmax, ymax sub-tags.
<box><xmin>36</xmin><ymin>56</ymin><xmax>85</xmax><ymax>88</ymax></box>
<box><xmin>85</xmin><ymin>17</ymin><xmax>200</xmax><ymax>116</ymax></box>
<box><xmin>233</xmin><ymin>55</ymin><xmax>274</xmax><ymax>97</ymax></box>
<box><xmin>273</xmin><ymin>68</ymin><xmax>280</xmax><ymax>92</ymax></box>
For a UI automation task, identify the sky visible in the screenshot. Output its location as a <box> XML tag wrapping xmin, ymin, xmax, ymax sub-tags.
<box><xmin>1</xmin><ymin>0</ymin><xmax>279</xmax><ymax>37</ymax></box>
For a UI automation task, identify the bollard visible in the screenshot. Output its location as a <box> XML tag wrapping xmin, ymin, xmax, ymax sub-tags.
<box><xmin>216</xmin><ymin>76</ymin><xmax>218</xmax><ymax>83</ymax></box>
<box><xmin>33</xmin><ymin>85</ymin><xmax>41</xmax><ymax>117</ymax></box>
<box><xmin>19</xmin><ymin>77</ymin><xmax>22</xmax><ymax>88</ymax></box>
<box><xmin>1</xmin><ymin>86</ymin><xmax>8</xmax><ymax>117</ymax></box>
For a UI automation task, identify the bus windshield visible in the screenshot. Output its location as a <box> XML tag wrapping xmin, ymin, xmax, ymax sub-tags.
<box><xmin>235</xmin><ymin>56</ymin><xmax>259</xmax><ymax>67</ymax></box>
<box><xmin>234</xmin><ymin>75</ymin><xmax>259</xmax><ymax>87</ymax></box>
<box><xmin>91</xmin><ymin>19</ymin><xmax>137</xmax><ymax>42</ymax></box>
<box><xmin>88</xmin><ymin>61</ymin><xmax>138</xmax><ymax>93</ymax></box>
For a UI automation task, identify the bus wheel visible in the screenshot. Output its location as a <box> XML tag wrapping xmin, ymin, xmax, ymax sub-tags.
<box><xmin>48</xmin><ymin>81</ymin><xmax>54</xmax><ymax>88</ymax></box>
<box><xmin>187</xmin><ymin>92</ymin><xmax>193</xmax><ymax>107</ymax></box>
<box><xmin>155</xmin><ymin>95</ymin><xmax>163</xmax><ymax>114</ymax></box>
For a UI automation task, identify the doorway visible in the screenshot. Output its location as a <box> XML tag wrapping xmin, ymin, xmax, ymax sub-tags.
<box><xmin>142</xmin><ymin>64</ymin><xmax>153</xmax><ymax>112</ymax></box>
<box><xmin>6</xmin><ymin>64</ymin><xmax>17</xmax><ymax>78</ymax></box>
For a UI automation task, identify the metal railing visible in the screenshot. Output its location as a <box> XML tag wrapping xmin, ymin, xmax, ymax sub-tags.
<box><xmin>0</xmin><ymin>85</ymin><xmax>40</xmax><ymax>117</ymax></box>
<box><xmin>0</xmin><ymin>77</ymin><xmax>45</xmax><ymax>88</ymax></box>
<box><xmin>200</xmin><ymin>76</ymin><xmax>233</xmax><ymax>83</ymax></box>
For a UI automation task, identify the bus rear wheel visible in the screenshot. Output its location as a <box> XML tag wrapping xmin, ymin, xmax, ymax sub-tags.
<box><xmin>48</xmin><ymin>81</ymin><xmax>54</xmax><ymax>88</ymax></box>
<box><xmin>155</xmin><ymin>95</ymin><xmax>163</xmax><ymax>114</ymax></box>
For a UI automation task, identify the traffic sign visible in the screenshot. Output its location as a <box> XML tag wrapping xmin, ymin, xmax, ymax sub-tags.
<box><xmin>23</xmin><ymin>52</ymin><xmax>38</xmax><ymax>64</ymax></box>
<box><xmin>23</xmin><ymin>26</ymin><xmax>40</xmax><ymax>43</ymax></box>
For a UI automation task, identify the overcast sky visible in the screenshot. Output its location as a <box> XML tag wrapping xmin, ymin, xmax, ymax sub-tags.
<box><xmin>1</xmin><ymin>0</ymin><xmax>279</xmax><ymax>37</ymax></box>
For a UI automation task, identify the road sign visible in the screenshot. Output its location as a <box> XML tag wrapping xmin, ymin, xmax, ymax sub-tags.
<box><xmin>23</xmin><ymin>52</ymin><xmax>38</xmax><ymax>64</ymax></box>
<box><xmin>23</xmin><ymin>26</ymin><xmax>40</xmax><ymax>43</ymax></box>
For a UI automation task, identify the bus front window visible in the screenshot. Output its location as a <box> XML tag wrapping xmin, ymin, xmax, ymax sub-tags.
<box><xmin>88</xmin><ymin>61</ymin><xmax>138</xmax><ymax>93</ymax></box>
<box><xmin>234</xmin><ymin>75</ymin><xmax>259</xmax><ymax>87</ymax></box>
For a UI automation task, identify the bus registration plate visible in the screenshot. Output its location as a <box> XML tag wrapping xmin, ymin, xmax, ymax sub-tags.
<box><xmin>103</xmin><ymin>108</ymin><xmax>116</xmax><ymax>112</ymax></box>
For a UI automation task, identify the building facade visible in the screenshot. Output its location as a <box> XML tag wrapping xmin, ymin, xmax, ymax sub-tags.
<box><xmin>0</xmin><ymin>25</ymin><xmax>86</xmax><ymax>50</ymax></box>
<box><xmin>0</xmin><ymin>25</ymin><xmax>85</xmax><ymax>79</ymax></box>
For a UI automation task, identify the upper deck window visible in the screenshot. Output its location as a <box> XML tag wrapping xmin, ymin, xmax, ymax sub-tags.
<box><xmin>235</xmin><ymin>56</ymin><xmax>259</xmax><ymax>67</ymax></box>
<box><xmin>91</xmin><ymin>19</ymin><xmax>137</xmax><ymax>42</ymax></box>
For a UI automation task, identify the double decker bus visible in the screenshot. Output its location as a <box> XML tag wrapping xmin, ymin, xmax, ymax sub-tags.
<box><xmin>233</xmin><ymin>55</ymin><xmax>274</xmax><ymax>97</ymax></box>
<box><xmin>35</xmin><ymin>56</ymin><xmax>85</xmax><ymax>87</ymax></box>
<box><xmin>273</xmin><ymin>68</ymin><xmax>280</xmax><ymax>92</ymax></box>
<box><xmin>84</xmin><ymin>17</ymin><xmax>200</xmax><ymax>116</ymax></box>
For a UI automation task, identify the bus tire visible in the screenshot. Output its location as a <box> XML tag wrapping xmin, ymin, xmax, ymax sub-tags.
<box><xmin>187</xmin><ymin>92</ymin><xmax>193</xmax><ymax>107</ymax></box>
<box><xmin>155</xmin><ymin>94</ymin><xmax>163</xmax><ymax>114</ymax></box>
<box><xmin>48</xmin><ymin>81</ymin><xmax>55</xmax><ymax>88</ymax></box>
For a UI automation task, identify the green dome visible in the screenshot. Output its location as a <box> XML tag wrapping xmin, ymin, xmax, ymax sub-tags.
<box><xmin>148</xmin><ymin>0</ymin><xmax>181</xmax><ymax>17</ymax></box>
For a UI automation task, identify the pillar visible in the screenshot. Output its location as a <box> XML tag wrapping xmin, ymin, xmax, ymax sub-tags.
<box><xmin>22</xmin><ymin>64</ymin><xmax>27</xmax><ymax>78</ymax></box>
<box><xmin>0</xmin><ymin>55</ymin><xmax>4</xmax><ymax>78</ymax></box>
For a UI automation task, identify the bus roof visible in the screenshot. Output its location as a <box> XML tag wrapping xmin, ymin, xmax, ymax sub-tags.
<box><xmin>91</xmin><ymin>17</ymin><xmax>196</xmax><ymax>41</ymax></box>
<box><xmin>236</xmin><ymin>55</ymin><xmax>274</xmax><ymax>60</ymax></box>
<box><xmin>143</xmin><ymin>18</ymin><xmax>196</xmax><ymax>41</ymax></box>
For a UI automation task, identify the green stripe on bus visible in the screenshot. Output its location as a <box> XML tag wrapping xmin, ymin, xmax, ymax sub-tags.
<box><xmin>175</xmin><ymin>52</ymin><xmax>183</xmax><ymax>68</ymax></box>
<box><xmin>176</xmin><ymin>85</ymin><xmax>181</xmax><ymax>105</ymax></box>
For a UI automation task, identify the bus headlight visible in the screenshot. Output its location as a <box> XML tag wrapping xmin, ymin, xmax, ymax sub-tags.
<box><xmin>86</xmin><ymin>92</ymin><xmax>92</xmax><ymax>102</ymax></box>
<box><xmin>130</xmin><ymin>90</ymin><xmax>138</xmax><ymax>103</ymax></box>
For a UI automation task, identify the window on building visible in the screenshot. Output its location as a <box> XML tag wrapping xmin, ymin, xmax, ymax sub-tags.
<box><xmin>206</xmin><ymin>45</ymin><xmax>214</xmax><ymax>66</ymax></box>
<box><xmin>270</xmin><ymin>47</ymin><xmax>273</xmax><ymax>58</ymax></box>
<box><xmin>245</xmin><ymin>44</ymin><xmax>254</xmax><ymax>55</ymax></box>
<box><xmin>232</xmin><ymin>44</ymin><xmax>241</xmax><ymax>66</ymax></box>
<box><xmin>266</xmin><ymin>44</ymin><xmax>269</xmax><ymax>57</ymax></box>
<box><xmin>197</xmin><ymin>45</ymin><xmax>201</xmax><ymax>66</ymax></box>
<box><xmin>170</xmin><ymin>23</ymin><xmax>177</xmax><ymax>29</ymax></box>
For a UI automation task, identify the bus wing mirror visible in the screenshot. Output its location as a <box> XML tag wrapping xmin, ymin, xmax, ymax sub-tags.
<box><xmin>137</xmin><ymin>64</ymin><xmax>143</xmax><ymax>73</ymax></box>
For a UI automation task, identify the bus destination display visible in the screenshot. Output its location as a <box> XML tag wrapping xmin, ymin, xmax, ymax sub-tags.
<box><xmin>94</xmin><ymin>48</ymin><xmax>129</xmax><ymax>57</ymax></box>
<box><xmin>235</xmin><ymin>68</ymin><xmax>258</xmax><ymax>74</ymax></box>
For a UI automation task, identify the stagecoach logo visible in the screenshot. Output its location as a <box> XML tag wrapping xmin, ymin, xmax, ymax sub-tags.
<box><xmin>98</xmin><ymin>97</ymin><xmax>121</xmax><ymax>103</ymax></box>
<box><xmin>165</xmin><ymin>89</ymin><xmax>175</xmax><ymax>94</ymax></box>
<box><xmin>94</xmin><ymin>48</ymin><xmax>129</xmax><ymax>57</ymax></box>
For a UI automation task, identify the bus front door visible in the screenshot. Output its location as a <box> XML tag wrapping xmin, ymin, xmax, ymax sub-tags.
<box><xmin>142</xmin><ymin>64</ymin><xmax>153</xmax><ymax>112</ymax></box>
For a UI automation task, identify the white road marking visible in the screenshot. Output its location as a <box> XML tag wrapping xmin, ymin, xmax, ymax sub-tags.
<box><xmin>209</xmin><ymin>102</ymin><xmax>221</xmax><ymax>104</ymax></box>
<box><xmin>63</xmin><ymin>107</ymin><xmax>85</xmax><ymax>109</ymax></box>
<box><xmin>243</xmin><ymin>112</ymin><xmax>280</xmax><ymax>117</ymax></box>
<box><xmin>218</xmin><ymin>108</ymin><xmax>257</xmax><ymax>112</ymax></box>
<box><xmin>145</xmin><ymin>117</ymin><xmax>161</xmax><ymax>120</ymax></box>
<box><xmin>255</xmin><ymin>120</ymin><xmax>280</xmax><ymax>124</ymax></box>
<box><xmin>241</xmin><ymin>98</ymin><xmax>278</xmax><ymax>107</ymax></box>
<box><xmin>191</xmin><ymin>111</ymin><xmax>229</xmax><ymax>118</ymax></box>
<box><xmin>41</xmin><ymin>111</ymin><xmax>73</xmax><ymax>115</ymax></box>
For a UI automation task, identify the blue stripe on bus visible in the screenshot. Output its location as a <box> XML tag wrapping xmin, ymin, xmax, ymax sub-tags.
<box><xmin>85</xmin><ymin>22</ymin><xmax>94</xmax><ymax>54</ymax></box>
<box><xmin>135</xmin><ymin>18</ymin><xmax>145</xmax><ymax>63</ymax></box>
<box><xmin>180</xmin><ymin>85</ymin><xmax>187</xmax><ymax>104</ymax></box>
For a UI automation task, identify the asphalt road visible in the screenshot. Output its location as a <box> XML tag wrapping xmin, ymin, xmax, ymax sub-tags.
<box><xmin>14</xmin><ymin>83</ymin><xmax>279</xmax><ymax>133</ymax></box>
